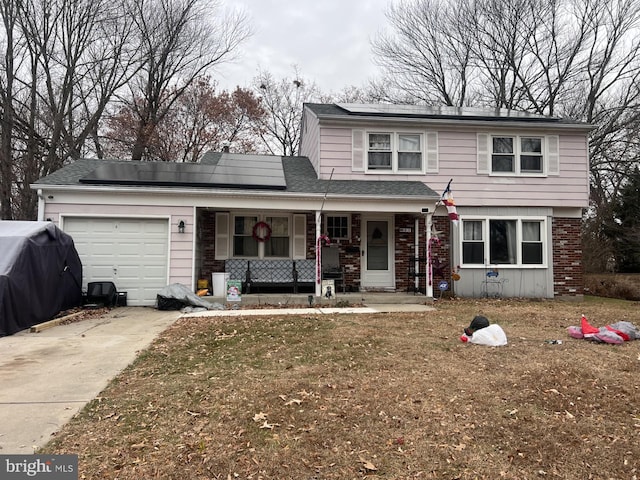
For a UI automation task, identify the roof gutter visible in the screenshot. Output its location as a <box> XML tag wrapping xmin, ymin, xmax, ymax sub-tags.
<box><xmin>29</xmin><ymin>183</ymin><xmax>440</xmax><ymax>203</ymax></box>
<box><xmin>314</xmin><ymin>113</ymin><xmax>595</xmax><ymax>132</ymax></box>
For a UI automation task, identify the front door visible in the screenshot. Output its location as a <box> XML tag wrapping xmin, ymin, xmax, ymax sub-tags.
<box><xmin>361</xmin><ymin>216</ymin><xmax>394</xmax><ymax>289</ymax></box>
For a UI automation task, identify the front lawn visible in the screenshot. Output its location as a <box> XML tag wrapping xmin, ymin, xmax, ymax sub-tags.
<box><xmin>42</xmin><ymin>298</ymin><xmax>640</xmax><ymax>479</ymax></box>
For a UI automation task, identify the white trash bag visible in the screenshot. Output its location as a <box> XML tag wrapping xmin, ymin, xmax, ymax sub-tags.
<box><xmin>468</xmin><ymin>324</ymin><xmax>508</xmax><ymax>346</ymax></box>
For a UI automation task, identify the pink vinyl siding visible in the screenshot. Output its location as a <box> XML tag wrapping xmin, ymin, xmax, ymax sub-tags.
<box><xmin>318</xmin><ymin>127</ymin><xmax>353</xmax><ymax>178</ymax></box>
<box><xmin>300</xmin><ymin>111</ymin><xmax>321</xmax><ymax>172</ymax></box>
<box><xmin>313</xmin><ymin>125</ymin><xmax>589</xmax><ymax>208</ymax></box>
<box><xmin>437</xmin><ymin>130</ymin><xmax>588</xmax><ymax>207</ymax></box>
<box><xmin>43</xmin><ymin>202</ymin><xmax>194</xmax><ymax>287</ymax></box>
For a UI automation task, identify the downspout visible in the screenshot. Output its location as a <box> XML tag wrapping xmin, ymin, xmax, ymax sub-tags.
<box><xmin>37</xmin><ymin>189</ymin><xmax>44</xmax><ymax>221</ymax></box>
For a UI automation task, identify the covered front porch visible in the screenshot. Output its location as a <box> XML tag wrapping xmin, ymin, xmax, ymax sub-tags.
<box><xmin>193</xmin><ymin>207</ymin><xmax>449</xmax><ymax>299</ymax></box>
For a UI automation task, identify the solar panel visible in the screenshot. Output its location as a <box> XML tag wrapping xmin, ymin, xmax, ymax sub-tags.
<box><xmin>336</xmin><ymin>103</ymin><xmax>553</xmax><ymax>120</ymax></box>
<box><xmin>79</xmin><ymin>153</ymin><xmax>287</xmax><ymax>189</ymax></box>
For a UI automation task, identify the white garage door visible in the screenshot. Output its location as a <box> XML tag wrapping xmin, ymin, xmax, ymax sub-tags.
<box><xmin>63</xmin><ymin>217</ymin><xmax>169</xmax><ymax>306</ymax></box>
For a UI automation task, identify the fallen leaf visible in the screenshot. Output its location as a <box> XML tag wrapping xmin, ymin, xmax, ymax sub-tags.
<box><xmin>362</xmin><ymin>460</ymin><xmax>377</xmax><ymax>471</ymax></box>
<box><xmin>285</xmin><ymin>399</ymin><xmax>302</xmax><ymax>406</ymax></box>
<box><xmin>259</xmin><ymin>420</ymin><xmax>279</xmax><ymax>430</ymax></box>
<box><xmin>253</xmin><ymin>412</ymin><xmax>268</xmax><ymax>422</ymax></box>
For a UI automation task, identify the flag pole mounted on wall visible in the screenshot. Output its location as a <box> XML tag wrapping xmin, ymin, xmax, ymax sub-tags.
<box><xmin>440</xmin><ymin>178</ymin><xmax>459</xmax><ymax>224</ymax></box>
<box><xmin>427</xmin><ymin>179</ymin><xmax>459</xmax><ymax>297</ymax></box>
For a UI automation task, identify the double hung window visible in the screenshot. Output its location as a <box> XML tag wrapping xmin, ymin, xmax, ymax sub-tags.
<box><xmin>233</xmin><ymin>215</ymin><xmax>289</xmax><ymax>258</ymax></box>
<box><xmin>367</xmin><ymin>132</ymin><xmax>424</xmax><ymax>172</ymax></box>
<box><xmin>461</xmin><ymin>218</ymin><xmax>546</xmax><ymax>266</ymax></box>
<box><xmin>491</xmin><ymin>136</ymin><xmax>544</xmax><ymax>174</ymax></box>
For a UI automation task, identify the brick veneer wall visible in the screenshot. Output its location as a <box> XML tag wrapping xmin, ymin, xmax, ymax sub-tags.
<box><xmin>430</xmin><ymin>216</ymin><xmax>452</xmax><ymax>295</ymax></box>
<box><xmin>552</xmin><ymin>217</ymin><xmax>584</xmax><ymax>297</ymax></box>
<box><xmin>395</xmin><ymin>215</ymin><xmax>421</xmax><ymax>292</ymax></box>
<box><xmin>306</xmin><ymin>213</ymin><xmax>362</xmax><ymax>291</ymax></box>
<box><xmin>198</xmin><ymin>210</ymin><xmax>225</xmax><ymax>286</ymax></box>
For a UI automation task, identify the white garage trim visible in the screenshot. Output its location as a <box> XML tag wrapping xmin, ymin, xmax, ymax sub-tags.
<box><xmin>62</xmin><ymin>216</ymin><xmax>170</xmax><ymax>306</ymax></box>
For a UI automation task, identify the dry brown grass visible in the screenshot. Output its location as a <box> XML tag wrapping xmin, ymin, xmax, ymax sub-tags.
<box><xmin>585</xmin><ymin>273</ymin><xmax>640</xmax><ymax>301</ymax></box>
<box><xmin>42</xmin><ymin>298</ymin><xmax>640</xmax><ymax>479</ymax></box>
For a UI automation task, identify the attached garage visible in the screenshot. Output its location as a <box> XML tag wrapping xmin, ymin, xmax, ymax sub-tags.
<box><xmin>62</xmin><ymin>217</ymin><xmax>169</xmax><ymax>306</ymax></box>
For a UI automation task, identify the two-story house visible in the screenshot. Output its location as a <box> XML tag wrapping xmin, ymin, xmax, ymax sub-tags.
<box><xmin>32</xmin><ymin>103</ymin><xmax>591</xmax><ymax>305</ymax></box>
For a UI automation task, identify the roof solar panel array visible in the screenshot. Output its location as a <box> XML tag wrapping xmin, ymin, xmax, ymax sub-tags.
<box><xmin>79</xmin><ymin>153</ymin><xmax>287</xmax><ymax>189</ymax></box>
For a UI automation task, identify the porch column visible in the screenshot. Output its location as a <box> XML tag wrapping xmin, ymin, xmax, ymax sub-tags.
<box><xmin>425</xmin><ymin>212</ymin><xmax>434</xmax><ymax>298</ymax></box>
<box><xmin>315</xmin><ymin>210</ymin><xmax>322</xmax><ymax>297</ymax></box>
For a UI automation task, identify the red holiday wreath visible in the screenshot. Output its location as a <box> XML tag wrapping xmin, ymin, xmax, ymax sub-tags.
<box><xmin>252</xmin><ymin>221</ymin><xmax>272</xmax><ymax>242</ymax></box>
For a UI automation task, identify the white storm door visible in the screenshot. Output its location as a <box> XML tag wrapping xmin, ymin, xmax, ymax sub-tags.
<box><xmin>361</xmin><ymin>216</ymin><xmax>394</xmax><ymax>288</ymax></box>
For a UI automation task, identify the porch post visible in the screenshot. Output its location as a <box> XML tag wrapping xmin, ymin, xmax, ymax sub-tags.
<box><xmin>425</xmin><ymin>212</ymin><xmax>434</xmax><ymax>298</ymax></box>
<box><xmin>315</xmin><ymin>210</ymin><xmax>322</xmax><ymax>297</ymax></box>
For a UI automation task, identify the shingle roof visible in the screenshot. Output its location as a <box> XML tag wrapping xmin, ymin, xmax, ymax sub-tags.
<box><xmin>34</xmin><ymin>156</ymin><xmax>439</xmax><ymax>199</ymax></box>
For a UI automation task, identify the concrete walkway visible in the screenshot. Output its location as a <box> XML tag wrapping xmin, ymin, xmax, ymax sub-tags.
<box><xmin>0</xmin><ymin>307</ymin><xmax>180</xmax><ymax>454</ymax></box>
<box><xmin>0</xmin><ymin>302</ymin><xmax>433</xmax><ymax>454</ymax></box>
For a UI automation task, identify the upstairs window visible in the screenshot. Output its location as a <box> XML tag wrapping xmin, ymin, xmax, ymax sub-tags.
<box><xmin>367</xmin><ymin>132</ymin><xmax>424</xmax><ymax>172</ymax></box>
<box><xmin>491</xmin><ymin>136</ymin><xmax>544</xmax><ymax>174</ymax></box>
<box><xmin>398</xmin><ymin>134</ymin><xmax>422</xmax><ymax>170</ymax></box>
<box><xmin>368</xmin><ymin>133</ymin><xmax>392</xmax><ymax>170</ymax></box>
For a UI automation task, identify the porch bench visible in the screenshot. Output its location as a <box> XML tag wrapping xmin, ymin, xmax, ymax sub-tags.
<box><xmin>294</xmin><ymin>259</ymin><xmax>315</xmax><ymax>292</ymax></box>
<box><xmin>225</xmin><ymin>259</ymin><xmax>316</xmax><ymax>293</ymax></box>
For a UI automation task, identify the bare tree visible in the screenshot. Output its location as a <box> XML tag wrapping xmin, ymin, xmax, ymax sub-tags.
<box><xmin>0</xmin><ymin>0</ymin><xmax>141</xmax><ymax>219</ymax></box>
<box><xmin>0</xmin><ymin>0</ymin><xmax>18</xmax><ymax>218</ymax></box>
<box><xmin>252</xmin><ymin>68</ymin><xmax>323</xmax><ymax>156</ymax></box>
<box><xmin>124</xmin><ymin>0</ymin><xmax>250</xmax><ymax>161</ymax></box>
<box><xmin>104</xmin><ymin>78</ymin><xmax>265</xmax><ymax>162</ymax></box>
<box><xmin>372</xmin><ymin>0</ymin><xmax>474</xmax><ymax>106</ymax></box>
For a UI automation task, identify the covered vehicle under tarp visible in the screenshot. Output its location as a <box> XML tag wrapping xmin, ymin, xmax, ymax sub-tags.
<box><xmin>0</xmin><ymin>221</ymin><xmax>83</xmax><ymax>336</ymax></box>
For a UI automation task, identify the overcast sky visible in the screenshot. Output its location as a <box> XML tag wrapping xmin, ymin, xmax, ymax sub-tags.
<box><xmin>215</xmin><ymin>0</ymin><xmax>397</xmax><ymax>93</ymax></box>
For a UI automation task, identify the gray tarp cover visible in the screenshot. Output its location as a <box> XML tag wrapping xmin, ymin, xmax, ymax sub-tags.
<box><xmin>156</xmin><ymin>283</ymin><xmax>214</xmax><ymax>310</ymax></box>
<box><xmin>0</xmin><ymin>221</ymin><xmax>83</xmax><ymax>336</ymax></box>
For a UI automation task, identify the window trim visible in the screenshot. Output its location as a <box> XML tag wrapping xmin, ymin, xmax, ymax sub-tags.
<box><xmin>459</xmin><ymin>216</ymin><xmax>548</xmax><ymax>268</ymax></box>
<box><xmin>365</xmin><ymin>130</ymin><xmax>426</xmax><ymax>174</ymax></box>
<box><xmin>490</xmin><ymin>135</ymin><xmax>545</xmax><ymax>176</ymax></box>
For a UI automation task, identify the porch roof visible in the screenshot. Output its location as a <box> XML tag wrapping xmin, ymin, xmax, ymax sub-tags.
<box><xmin>33</xmin><ymin>155</ymin><xmax>439</xmax><ymax>199</ymax></box>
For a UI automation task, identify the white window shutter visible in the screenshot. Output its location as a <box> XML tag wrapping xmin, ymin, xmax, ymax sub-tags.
<box><xmin>352</xmin><ymin>129</ymin><xmax>364</xmax><ymax>171</ymax></box>
<box><xmin>215</xmin><ymin>212</ymin><xmax>230</xmax><ymax>260</ymax></box>
<box><xmin>425</xmin><ymin>131</ymin><xmax>438</xmax><ymax>173</ymax></box>
<box><xmin>546</xmin><ymin>135</ymin><xmax>559</xmax><ymax>175</ymax></box>
<box><xmin>477</xmin><ymin>133</ymin><xmax>490</xmax><ymax>174</ymax></box>
<box><xmin>292</xmin><ymin>214</ymin><xmax>307</xmax><ymax>259</ymax></box>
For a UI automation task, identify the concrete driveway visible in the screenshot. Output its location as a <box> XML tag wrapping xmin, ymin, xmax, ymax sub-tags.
<box><xmin>0</xmin><ymin>307</ymin><xmax>180</xmax><ymax>454</ymax></box>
